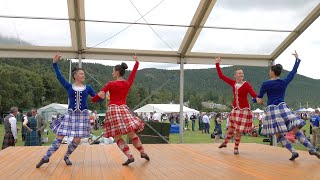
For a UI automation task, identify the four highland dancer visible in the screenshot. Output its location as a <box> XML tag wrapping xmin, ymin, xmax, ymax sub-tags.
<box><xmin>3</xmin><ymin>51</ymin><xmax>317</xmax><ymax>170</ymax></box>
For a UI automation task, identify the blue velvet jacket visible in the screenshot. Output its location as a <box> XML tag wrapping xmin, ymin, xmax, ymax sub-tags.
<box><xmin>53</xmin><ymin>63</ymin><xmax>97</xmax><ymax>111</ymax></box>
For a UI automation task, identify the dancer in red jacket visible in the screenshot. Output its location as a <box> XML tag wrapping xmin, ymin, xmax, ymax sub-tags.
<box><xmin>215</xmin><ymin>57</ymin><xmax>258</xmax><ymax>154</ymax></box>
<box><xmin>93</xmin><ymin>55</ymin><xmax>149</xmax><ymax>165</ymax></box>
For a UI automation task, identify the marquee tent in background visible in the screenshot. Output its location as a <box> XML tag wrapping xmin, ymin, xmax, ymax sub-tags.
<box><xmin>252</xmin><ymin>108</ymin><xmax>264</xmax><ymax>113</ymax></box>
<box><xmin>134</xmin><ymin>104</ymin><xmax>199</xmax><ymax>114</ymax></box>
<box><xmin>37</xmin><ymin>103</ymin><xmax>92</xmax><ymax>121</ymax></box>
<box><xmin>37</xmin><ymin>103</ymin><xmax>69</xmax><ymax>121</ymax></box>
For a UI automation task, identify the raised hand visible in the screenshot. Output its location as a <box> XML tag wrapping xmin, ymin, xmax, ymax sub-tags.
<box><xmin>215</xmin><ymin>57</ymin><xmax>221</xmax><ymax>64</ymax></box>
<box><xmin>133</xmin><ymin>54</ymin><xmax>138</xmax><ymax>61</ymax></box>
<box><xmin>292</xmin><ymin>50</ymin><xmax>299</xmax><ymax>59</ymax></box>
<box><xmin>53</xmin><ymin>52</ymin><xmax>62</xmax><ymax>63</ymax></box>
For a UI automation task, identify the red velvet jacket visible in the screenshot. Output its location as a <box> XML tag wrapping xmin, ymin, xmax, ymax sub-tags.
<box><xmin>92</xmin><ymin>61</ymin><xmax>139</xmax><ymax>105</ymax></box>
<box><xmin>216</xmin><ymin>63</ymin><xmax>257</xmax><ymax>110</ymax></box>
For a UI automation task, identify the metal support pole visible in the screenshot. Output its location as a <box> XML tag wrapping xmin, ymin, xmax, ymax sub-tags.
<box><xmin>179</xmin><ymin>57</ymin><xmax>184</xmax><ymax>143</ymax></box>
<box><xmin>78</xmin><ymin>53</ymin><xmax>82</xmax><ymax>68</ymax></box>
<box><xmin>269</xmin><ymin>59</ymin><xmax>277</xmax><ymax>147</ymax></box>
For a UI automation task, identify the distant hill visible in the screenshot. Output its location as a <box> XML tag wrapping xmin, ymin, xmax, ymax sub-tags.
<box><xmin>1</xmin><ymin>58</ymin><xmax>319</xmax><ymax>113</ymax></box>
<box><xmin>0</xmin><ymin>36</ymin><xmax>319</xmax><ymax>113</ymax></box>
<box><xmin>0</xmin><ymin>34</ymin><xmax>32</xmax><ymax>46</ymax></box>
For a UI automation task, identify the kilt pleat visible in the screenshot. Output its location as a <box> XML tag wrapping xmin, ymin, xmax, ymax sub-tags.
<box><xmin>262</xmin><ymin>103</ymin><xmax>306</xmax><ymax>135</ymax></box>
<box><xmin>24</xmin><ymin>131</ymin><xmax>40</xmax><ymax>146</ymax></box>
<box><xmin>50</xmin><ymin>109</ymin><xmax>90</xmax><ymax>137</ymax></box>
<box><xmin>2</xmin><ymin>133</ymin><xmax>15</xmax><ymax>149</ymax></box>
<box><xmin>228</xmin><ymin>108</ymin><xmax>253</xmax><ymax>133</ymax></box>
<box><xmin>104</xmin><ymin>105</ymin><xmax>144</xmax><ymax>138</ymax></box>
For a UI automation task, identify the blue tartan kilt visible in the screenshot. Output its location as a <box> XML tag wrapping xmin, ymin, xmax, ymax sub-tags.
<box><xmin>50</xmin><ymin>109</ymin><xmax>90</xmax><ymax>138</ymax></box>
<box><xmin>262</xmin><ymin>103</ymin><xmax>306</xmax><ymax>135</ymax></box>
<box><xmin>24</xmin><ymin>131</ymin><xmax>40</xmax><ymax>146</ymax></box>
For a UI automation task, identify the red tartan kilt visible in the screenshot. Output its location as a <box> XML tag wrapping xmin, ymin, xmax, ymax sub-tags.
<box><xmin>104</xmin><ymin>105</ymin><xmax>144</xmax><ymax>138</ymax></box>
<box><xmin>228</xmin><ymin>109</ymin><xmax>253</xmax><ymax>133</ymax></box>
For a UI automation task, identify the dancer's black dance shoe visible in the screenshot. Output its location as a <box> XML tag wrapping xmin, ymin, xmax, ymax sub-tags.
<box><xmin>122</xmin><ymin>158</ymin><xmax>135</xmax><ymax>166</ymax></box>
<box><xmin>36</xmin><ymin>158</ymin><xmax>49</xmax><ymax>168</ymax></box>
<box><xmin>64</xmin><ymin>157</ymin><xmax>72</xmax><ymax>165</ymax></box>
<box><xmin>309</xmin><ymin>149</ymin><xmax>320</xmax><ymax>159</ymax></box>
<box><xmin>289</xmin><ymin>152</ymin><xmax>299</xmax><ymax>161</ymax></box>
<box><xmin>141</xmin><ymin>153</ymin><xmax>150</xmax><ymax>161</ymax></box>
<box><xmin>219</xmin><ymin>143</ymin><xmax>227</xmax><ymax>148</ymax></box>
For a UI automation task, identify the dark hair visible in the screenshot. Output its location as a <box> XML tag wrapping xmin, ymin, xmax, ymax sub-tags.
<box><xmin>72</xmin><ymin>67</ymin><xmax>84</xmax><ymax>80</ymax></box>
<box><xmin>270</xmin><ymin>64</ymin><xmax>283</xmax><ymax>76</ymax></box>
<box><xmin>215</xmin><ymin>113</ymin><xmax>221</xmax><ymax>119</ymax></box>
<box><xmin>27</xmin><ymin>111</ymin><xmax>32</xmax><ymax>117</ymax></box>
<box><xmin>114</xmin><ymin>62</ymin><xmax>128</xmax><ymax>76</ymax></box>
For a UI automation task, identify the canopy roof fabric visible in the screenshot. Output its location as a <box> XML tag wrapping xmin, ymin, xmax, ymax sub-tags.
<box><xmin>1</xmin><ymin>0</ymin><xmax>320</xmax><ymax>66</ymax></box>
<box><xmin>134</xmin><ymin>104</ymin><xmax>199</xmax><ymax>113</ymax></box>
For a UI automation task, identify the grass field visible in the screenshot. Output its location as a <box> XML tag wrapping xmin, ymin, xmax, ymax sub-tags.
<box><xmin>0</xmin><ymin>119</ymin><xmax>311</xmax><ymax>151</ymax></box>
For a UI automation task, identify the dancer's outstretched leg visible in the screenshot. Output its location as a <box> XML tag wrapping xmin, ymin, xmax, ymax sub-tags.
<box><xmin>128</xmin><ymin>132</ymin><xmax>150</xmax><ymax>161</ymax></box>
<box><xmin>276</xmin><ymin>134</ymin><xmax>299</xmax><ymax>161</ymax></box>
<box><xmin>219</xmin><ymin>127</ymin><xmax>234</xmax><ymax>148</ymax></box>
<box><xmin>36</xmin><ymin>136</ymin><xmax>64</xmax><ymax>168</ymax></box>
<box><xmin>63</xmin><ymin>138</ymin><xmax>80</xmax><ymax>165</ymax></box>
<box><xmin>115</xmin><ymin>135</ymin><xmax>134</xmax><ymax>165</ymax></box>
<box><xmin>293</xmin><ymin>128</ymin><xmax>320</xmax><ymax>159</ymax></box>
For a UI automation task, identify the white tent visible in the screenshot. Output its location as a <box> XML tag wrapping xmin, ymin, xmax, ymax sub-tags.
<box><xmin>134</xmin><ymin>104</ymin><xmax>199</xmax><ymax>114</ymax></box>
<box><xmin>307</xmin><ymin>108</ymin><xmax>315</xmax><ymax>112</ymax></box>
<box><xmin>38</xmin><ymin>103</ymin><xmax>92</xmax><ymax>121</ymax></box>
<box><xmin>252</xmin><ymin>108</ymin><xmax>264</xmax><ymax>113</ymax></box>
<box><xmin>297</xmin><ymin>108</ymin><xmax>308</xmax><ymax>112</ymax></box>
<box><xmin>38</xmin><ymin>103</ymin><xmax>69</xmax><ymax>121</ymax></box>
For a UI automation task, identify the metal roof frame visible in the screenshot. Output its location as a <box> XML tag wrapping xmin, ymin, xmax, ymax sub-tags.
<box><xmin>0</xmin><ymin>0</ymin><xmax>319</xmax><ymax>67</ymax></box>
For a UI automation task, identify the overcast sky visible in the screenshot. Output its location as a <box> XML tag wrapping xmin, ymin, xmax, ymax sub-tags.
<box><xmin>0</xmin><ymin>0</ymin><xmax>320</xmax><ymax>79</ymax></box>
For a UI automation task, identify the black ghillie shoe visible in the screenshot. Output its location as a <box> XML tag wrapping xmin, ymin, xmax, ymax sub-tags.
<box><xmin>289</xmin><ymin>152</ymin><xmax>299</xmax><ymax>161</ymax></box>
<box><xmin>234</xmin><ymin>148</ymin><xmax>239</xmax><ymax>155</ymax></box>
<box><xmin>64</xmin><ymin>157</ymin><xmax>72</xmax><ymax>165</ymax></box>
<box><xmin>36</xmin><ymin>158</ymin><xmax>49</xmax><ymax>168</ymax></box>
<box><xmin>219</xmin><ymin>143</ymin><xmax>227</xmax><ymax>149</ymax></box>
<box><xmin>141</xmin><ymin>153</ymin><xmax>150</xmax><ymax>161</ymax></box>
<box><xmin>309</xmin><ymin>149</ymin><xmax>320</xmax><ymax>159</ymax></box>
<box><xmin>122</xmin><ymin>158</ymin><xmax>135</xmax><ymax>166</ymax></box>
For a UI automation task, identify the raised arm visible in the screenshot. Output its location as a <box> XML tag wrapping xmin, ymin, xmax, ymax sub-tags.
<box><xmin>215</xmin><ymin>57</ymin><xmax>235</xmax><ymax>86</ymax></box>
<box><xmin>52</xmin><ymin>53</ymin><xmax>71</xmax><ymax>89</ymax></box>
<box><xmin>127</xmin><ymin>55</ymin><xmax>139</xmax><ymax>87</ymax></box>
<box><xmin>253</xmin><ymin>82</ymin><xmax>266</xmax><ymax>104</ymax></box>
<box><xmin>284</xmin><ymin>50</ymin><xmax>301</xmax><ymax>84</ymax></box>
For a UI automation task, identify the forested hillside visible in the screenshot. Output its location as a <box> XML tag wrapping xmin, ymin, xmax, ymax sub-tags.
<box><xmin>1</xmin><ymin>57</ymin><xmax>319</xmax><ymax>114</ymax></box>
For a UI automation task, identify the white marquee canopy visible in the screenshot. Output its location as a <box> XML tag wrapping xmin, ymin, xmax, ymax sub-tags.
<box><xmin>1</xmin><ymin>0</ymin><xmax>319</xmax><ymax>143</ymax></box>
<box><xmin>134</xmin><ymin>104</ymin><xmax>199</xmax><ymax>113</ymax></box>
<box><xmin>1</xmin><ymin>0</ymin><xmax>319</xmax><ymax>66</ymax></box>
